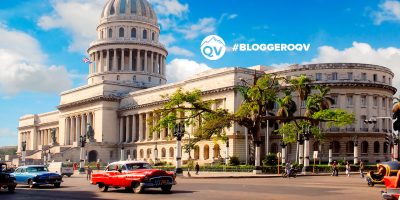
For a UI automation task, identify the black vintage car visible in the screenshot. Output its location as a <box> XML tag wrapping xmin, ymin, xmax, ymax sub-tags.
<box><xmin>0</xmin><ymin>162</ymin><xmax>17</xmax><ymax>192</ymax></box>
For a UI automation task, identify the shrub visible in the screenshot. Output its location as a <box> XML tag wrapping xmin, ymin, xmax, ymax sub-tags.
<box><xmin>262</xmin><ymin>153</ymin><xmax>278</xmax><ymax>166</ymax></box>
<box><xmin>229</xmin><ymin>155</ymin><xmax>240</xmax><ymax>166</ymax></box>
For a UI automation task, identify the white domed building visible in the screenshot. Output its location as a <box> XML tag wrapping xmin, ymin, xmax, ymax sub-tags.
<box><xmin>17</xmin><ymin>0</ymin><xmax>396</xmax><ymax>166</ymax></box>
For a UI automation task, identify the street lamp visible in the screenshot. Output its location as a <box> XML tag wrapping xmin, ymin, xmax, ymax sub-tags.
<box><xmin>154</xmin><ymin>143</ymin><xmax>158</xmax><ymax>163</ymax></box>
<box><xmin>120</xmin><ymin>144</ymin><xmax>125</xmax><ymax>161</ymax></box>
<box><xmin>47</xmin><ymin>149</ymin><xmax>51</xmax><ymax>163</ymax></box>
<box><xmin>173</xmin><ymin>122</ymin><xmax>185</xmax><ymax>174</ymax></box>
<box><xmin>303</xmin><ymin>125</ymin><xmax>311</xmax><ymax>170</ymax></box>
<box><xmin>21</xmin><ymin>141</ymin><xmax>26</xmax><ymax>166</ymax></box>
<box><xmin>79</xmin><ymin>134</ymin><xmax>86</xmax><ymax>173</ymax></box>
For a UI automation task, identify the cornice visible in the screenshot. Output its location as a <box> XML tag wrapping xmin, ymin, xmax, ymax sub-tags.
<box><xmin>58</xmin><ymin>95</ymin><xmax>121</xmax><ymax>110</ymax></box>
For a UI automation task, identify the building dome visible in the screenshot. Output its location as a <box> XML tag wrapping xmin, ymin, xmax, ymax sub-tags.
<box><xmin>101</xmin><ymin>0</ymin><xmax>157</xmax><ymax>26</ymax></box>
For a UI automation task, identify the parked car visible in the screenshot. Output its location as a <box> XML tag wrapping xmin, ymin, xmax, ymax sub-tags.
<box><xmin>91</xmin><ymin>161</ymin><xmax>176</xmax><ymax>193</ymax></box>
<box><xmin>0</xmin><ymin>163</ymin><xmax>17</xmax><ymax>192</ymax></box>
<box><xmin>12</xmin><ymin>165</ymin><xmax>63</xmax><ymax>188</ymax></box>
<box><xmin>48</xmin><ymin>162</ymin><xmax>73</xmax><ymax>177</ymax></box>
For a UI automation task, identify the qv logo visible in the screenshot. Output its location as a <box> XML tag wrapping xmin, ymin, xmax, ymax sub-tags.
<box><xmin>200</xmin><ymin>35</ymin><xmax>226</xmax><ymax>60</ymax></box>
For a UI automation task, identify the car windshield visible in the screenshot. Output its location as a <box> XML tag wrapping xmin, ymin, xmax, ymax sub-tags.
<box><xmin>126</xmin><ymin>163</ymin><xmax>152</xmax><ymax>170</ymax></box>
<box><xmin>62</xmin><ymin>163</ymin><xmax>73</xmax><ymax>167</ymax></box>
<box><xmin>26</xmin><ymin>167</ymin><xmax>48</xmax><ymax>172</ymax></box>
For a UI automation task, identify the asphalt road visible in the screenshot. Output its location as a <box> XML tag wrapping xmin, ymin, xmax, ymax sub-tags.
<box><xmin>0</xmin><ymin>175</ymin><xmax>385</xmax><ymax>200</ymax></box>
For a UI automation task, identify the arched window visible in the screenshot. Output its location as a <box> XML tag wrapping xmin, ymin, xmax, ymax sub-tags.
<box><xmin>143</xmin><ymin>29</ymin><xmax>147</xmax><ymax>39</ymax></box>
<box><xmin>169</xmin><ymin>147</ymin><xmax>174</xmax><ymax>158</ymax></box>
<box><xmin>146</xmin><ymin>148</ymin><xmax>151</xmax><ymax>158</ymax></box>
<box><xmin>271</xmin><ymin>143</ymin><xmax>278</xmax><ymax>154</ymax></box>
<box><xmin>313</xmin><ymin>142</ymin><xmax>319</xmax><ymax>151</ymax></box>
<box><xmin>361</xmin><ymin>141</ymin><xmax>368</xmax><ymax>154</ymax></box>
<box><xmin>346</xmin><ymin>141</ymin><xmax>354</xmax><ymax>153</ymax></box>
<box><xmin>194</xmin><ymin>145</ymin><xmax>200</xmax><ymax>160</ymax></box>
<box><xmin>384</xmin><ymin>142</ymin><xmax>389</xmax><ymax>154</ymax></box>
<box><xmin>108</xmin><ymin>28</ymin><xmax>113</xmax><ymax>38</ymax></box>
<box><xmin>131</xmin><ymin>28</ymin><xmax>136</xmax><ymax>38</ymax></box>
<box><xmin>213</xmin><ymin>144</ymin><xmax>220</xmax><ymax>159</ymax></box>
<box><xmin>374</xmin><ymin>141</ymin><xmax>380</xmax><ymax>153</ymax></box>
<box><xmin>133</xmin><ymin>150</ymin><xmax>137</xmax><ymax>159</ymax></box>
<box><xmin>204</xmin><ymin>145</ymin><xmax>209</xmax><ymax>160</ymax></box>
<box><xmin>161</xmin><ymin>148</ymin><xmax>166</xmax><ymax>158</ymax></box>
<box><xmin>152</xmin><ymin>32</ymin><xmax>155</xmax><ymax>41</ymax></box>
<box><xmin>332</xmin><ymin>141</ymin><xmax>340</xmax><ymax>153</ymax></box>
<box><xmin>139</xmin><ymin>149</ymin><xmax>144</xmax><ymax>158</ymax></box>
<box><xmin>119</xmin><ymin>27</ymin><xmax>124</xmax><ymax>37</ymax></box>
<box><xmin>127</xmin><ymin>150</ymin><xmax>131</xmax><ymax>160</ymax></box>
<box><xmin>117</xmin><ymin>75</ymin><xmax>120</xmax><ymax>80</ymax></box>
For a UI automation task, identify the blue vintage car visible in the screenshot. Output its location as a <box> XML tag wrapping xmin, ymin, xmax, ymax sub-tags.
<box><xmin>12</xmin><ymin>165</ymin><xmax>63</xmax><ymax>188</ymax></box>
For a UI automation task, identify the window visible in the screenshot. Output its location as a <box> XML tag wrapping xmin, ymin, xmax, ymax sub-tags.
<box><xmin>347</xmin><ymin>95</ymin><xmax>353</xmax><ymax>106</ymax></box>
<box><xmin>108</xmin><ymin>28</ymin><xmax>113</xmax><ymax>38</ymax></box>
<box><xmin>161</xmin><ymin>148</ymin><xmax>166</xmax><ymax>158</ymax></box>
<box><xmin>346</xmin><ymin>141</ymin><xmax>354</xmax><ymax>153</ymax></box>
<box><xmin>146</xmin><ymin>148</ymin><xmax>151</xmax><ymax>158</ymax></box>
<box><xmin>130</xmin><ymin>0</ymin><xmax>137</xmax><ymax>14</ymax></box>
<box><xmin>194</xmin><ymin>146</ymin><xmax>200</xmax><ymax>159</ymax></box>
<box><xmin>374</xmin><ymin>141</ymin><xmax>380</xmax><ymax>153</ymax></box>
<box><xmin>169</xmin><ymin>147</ymin><xmax>174</xmax><ymax>157</ymax></box>
<box><xmin>120</xmin><ymin>0</ymin><xmax>126</xmax><ymax>13</ymax></box>
<box><xmin>315</xmin><ymin>73</ymin><xmax>322</xmax><ymax>81</ymax></box>
<box><xmin>373</xmin><ymin>96</ymin><xmax>378</xmax><ymax>107</ymax></box>
<box><xmin>331</xmin><ymin>95</ymin><xmax>338</xmax><ymax>107</ymax></box>
<box><xmin>332</xmin><ymin>141</ymin><xmax>340</xmax><ymax>153</ymax></box>
<box><xmin>140</xmin><ymin>149</ymin><xmax>144</xmax><ymax>158</ymax></box>
<box><xmin>152</xmin><ymin>32</ymin><xmax>155</xmax><ymax>41</ymax></box>
<box><xmin>143</xmin><ymin>29</ymin><xmax>147</xmax><ymax>39</ymax></box>
<box><xmin>373</xmin><ymin>74</ymin><xmax>377</xmax><ymax>82</ymax></box>
<box><xmin>204</xmin><ymin>145</ymin><xmax>209</xmax><ymax>159</ymax></box>
<box><xmin>389</xmin><ymin>78</ymin><xmax>392</xmax><ymax>85</ymax></box>
<box><xmin>332</xmin><ymin>72</ymin><xmax>338</xmax><ymax>80</ymax></box>
<box><xmin>213</xmin><ymin>144</ymin><xmax>220</xmax><ymax>159</ymax></box>
<box><xmin>348</xmin><ymin>72</ymin><xmax>353</xmax><ymax>80</ymax></box>
<box><xmin>360</xmin><ymin>115</ymin><xmax>367</xmax><ymax>129</ymax></box>
<box><xmin>131</xmin><ymin>28</ymin><xmax>136</xmax><ymax>38</ymax></box>
<box><xmin>361</xmin><ymin>73</ymin><xmax>367</xmax><ymax>81</ymax></box>
<box><xmin>384</xmin><ymin>142</ymin><xmax>389</xmax><ymax>154</ymax></box>
<box><xmin>383</xmin><ymin>76</ymin><xmax>386</xmax><ymax>83</ymax></box>
<box><xmin>382</xmin><ymin>97</ymin><xmax>387</xmax><ymax>107</ymax></box>
<box><xmin>361</xmin><ymin>96</ymin><xmax>367</xmax><ymax>107</ymax></box>
<box><xmin>361</xmin><ymin>141</ymin><xmax>368</xmax><ymax>154</ymax></box>
<box><xmin>117</xmin><ymin>75</ymin><xmax>120</xmax><ymax>80</ymax></box>
<box><xmin>148</xmin><ymin>77</ymin><xmax>151</xmax><ymax>82</ymax></box>
<box><xmin>119</xmin><ymin>27</ymin><xmax>124</xmax><ymax>37</ymax></box>
<box><xmin>133</xmin><ymin>75</ymin><xmax>136</xmax><ymax>81</ymax></box>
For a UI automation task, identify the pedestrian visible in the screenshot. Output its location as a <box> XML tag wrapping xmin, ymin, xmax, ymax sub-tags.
<box><xmin>332</xmin><ymin>161</ymin><xmax>339</xmax><ymax>176</ymax></box>
<box><xmin>87</xmin><ymin>166</ymin><xmax>92</xmax><ymax>180</ymax></box>
<box><xmin>345</xmin><ymin>161</ymin><xmax>350</xmax><ymax>177</ymax></box>
<box><xmin>285</xmin><ymin>161</ymin><xmax>291</xmax><ymax>177</ymax></box>
<box><xmin>195</xmin><ymin>162</ymin><xmax>200</xmax><ymax>175</ymax></box>
<box><xmin>359</xmin><ymin>160</ymin><xmax>365</xmax><ymax>178</ymax></box>
<box><xmin>96</xmin><ymin>162</ymin><xmax>100</xmax><ymax>171</ymax></box>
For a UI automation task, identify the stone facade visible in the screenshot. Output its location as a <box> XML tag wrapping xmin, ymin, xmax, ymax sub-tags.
<box><xmin>17</xmin><ymin>0</ymin><xmax>397</xmax><ymax>165</ymax></box>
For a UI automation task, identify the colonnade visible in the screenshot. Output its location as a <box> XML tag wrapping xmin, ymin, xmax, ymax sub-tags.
<box><xmin>65</xmin><ymin>112</ymin><xmax>95</xmax><ymax>145</ymax></box>
<box><xmin>37</xmin><ymin>128</ymin><xmax>59</xmax><ymax>146</ymax></box>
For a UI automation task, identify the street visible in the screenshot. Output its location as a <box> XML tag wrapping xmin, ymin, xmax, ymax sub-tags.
<box><xmin>0</xmin><ymin>174</ymin><xmax>385</xmax><ymax>200</ymax></box>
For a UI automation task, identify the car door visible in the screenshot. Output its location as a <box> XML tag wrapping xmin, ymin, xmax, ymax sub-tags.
<box><xmin>14</xmin><ymin>168</ymin><xmax>25</xmax><ymax>183</ymax></box>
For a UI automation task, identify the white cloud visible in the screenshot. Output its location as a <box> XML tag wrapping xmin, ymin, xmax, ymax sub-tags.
<box><xmin>177</xmin><ymin>17</ymin><xmax>217</xmax><ymax>39</ymax></box>
<box><xmin>149</xmin><ymin>0</ymin><xmax>189</xmax><ymax>17</ymax></box>
<box><xmin>37</xmin><ymin>0</ymin><xmax>104</xmax><ymax>53</ymax></box>
<box><xmin>371</xmin><ymin>0</ymin><xmax>400</xmax><ymax>24</ymax></box>
<box><xmin>0</xmin><ymin>26</ymin><xmax>72</xmax><ymax>95</ymax></box>
<box><xmin>159</xmin><ymin>34</ymin><xmax>176</xmax><ymax>46</ymax></box>
<box><xmin>169</xmin><ymin>46</ymin><xmax>195</xmax><ymax>57</ymax></box>
<box><xmin>228</xmin><ymin>14</ymin><xmax>238</xmax><ymax>20</ymax></box>
<box><xmin>305</xmin><ymin>42</ymin><xmax>400</xmax><ymax>91</ymax></box>
<box><xmin>166</xmin><ymin>59</ymin><xmax>211</xmax><ymax>83</ymax></box>
<box><xmin>271</xmin><ymin>63</ymin><xmax>292</xmax><ymax>68</ymax></box>
<box><xmin>0</xmin><ymin>128</ymin><xmax>17</xmax><ymax>137</ymax></box>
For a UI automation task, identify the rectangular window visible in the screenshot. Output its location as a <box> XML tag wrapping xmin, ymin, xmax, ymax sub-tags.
<box><xmin>373</xmin><ymin>96</ymin><xmax>378</xmax><ymax>107</ymax></box>
<box><xmin>360</xmin><ymin>115</ymin><xmax>367</xmax><ymax>129</ymax></box>
<box><xmin>383</xmin><ymin>76</ymin><xmax>386</xmax><ymax>83</ymax></box>
<box><xmin>382</xmin><ymin>97</ymin><xmax>387</xmax><ymax>107</ymax></box>
<box><xmin>347</xmin><ymin>95</ymin><xmax>353</xmax><ymax>106</ymax></box>
<box><xmin>331</xmin><ymin>95</ymin><xmax>338</xmax><ymax>107</ymax></box>
<box><xmin>361</xmin><ymin>73</ymin><xmax>367</xmax><ymax>81</ymax></box>
<box><xmin>332</xmin><ymin>72</ymin><xmax>338</xmax><ymax>80</ymax></box>
<box><xmin>373</xmin><ymin>74</ymin><xmax>378</xmax><ymax>82</ymax></box>
<box><xmin>348</xmin><ymin>72</ymin><xmax>353</xmax><ymax>80</ymax></box>
<box><xmin>315</xmin><ymin>73</ymin><xmax>322</xmax><ymax>81</ymax></box>
<box><xmin>361</xmin><ymin>96</ymin><xmax>367</xmax><ymax>107</ymax></box>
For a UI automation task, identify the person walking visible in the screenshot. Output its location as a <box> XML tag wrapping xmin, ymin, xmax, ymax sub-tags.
<box><xmin>345</xmin><ymin>161</ymin><xmax>351</xmax><ymax>177</ymax></box>
<box><xmin>332</xmin><ymin>161</ymin><xmax>339</xmax><ymax>176</ymax></box>
<box><xmin>87</xmin><ymin>166</ymin><xmax>92</xmax><ymax>181</ymax></box>
<box><xmin>195</xmin><ymin>162</ymin><xmax>200</xmax><ymax>175</ymax></box>
<box><xmin>359</xmin><ymin>160</ymin><xmax>365</xmax><ymax>178</ymax></box>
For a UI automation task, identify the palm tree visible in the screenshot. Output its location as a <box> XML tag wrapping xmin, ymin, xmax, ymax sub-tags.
<box><xmin>304</xmin><ymin>85</ymin><xmax>334</xmax><ymax>118</ymax></box>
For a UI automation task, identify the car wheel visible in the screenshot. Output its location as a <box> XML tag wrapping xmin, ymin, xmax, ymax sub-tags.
<box><xmin>54</xmin><ymin>183</ymin><xmax>61</xmax><ymax>188</ymax></box>
<box><xmin>7</xmin><ymin>186</ymin><xmax>16</xmax><ymax>193</ymax></box>
<box><xmin>161</xmin><ymin>185</ymin><xmax>172</xmax><ymax>193</ymax></box>
<box><xmin>133</xmin><ymin>182</ymin><xmax>144</xmax><ymax>194</ymax></box>
<box><xmin>98</xmin><ymin>183</ymin><xmax>108</xmax><ymax>192</ymax></box>
<box><xmin>124</xmin><ymin>187</ymin><xmax>133</xmax><ymax>192</ymax></box>
<box><xmin>67</xmin><ymin>175</ymin><xmax>71</xmax><ymax>178</ymax></box>
<box><xmin>28</xmin><ymin>180</ymin><xmax>35</xmax><ymax>189</ymax></box>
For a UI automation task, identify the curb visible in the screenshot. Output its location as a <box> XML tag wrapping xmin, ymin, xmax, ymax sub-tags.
<box><xmin>179</xmin><ymin>172</ymin><xmax>360</xmax><ymax>179</ymax></box>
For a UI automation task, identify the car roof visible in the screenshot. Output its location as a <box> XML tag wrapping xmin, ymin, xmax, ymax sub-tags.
<box><xmin>108</xmin><ymin>161</ymin><xmax>149</xmax><ymax>165</ymax></box>
<box><xmin>17</xmin><ymin>165</ymin><xmax>46</xmax><ymax>168</ymax></box>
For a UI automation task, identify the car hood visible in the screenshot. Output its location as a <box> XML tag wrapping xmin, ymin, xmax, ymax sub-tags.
<box><xmin>12</xmin><ymin>172</ymin><xmax>61</xmax><ymax>177</ymax></box>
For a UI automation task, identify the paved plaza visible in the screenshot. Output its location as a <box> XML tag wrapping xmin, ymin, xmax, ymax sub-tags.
<box><xmin>0</xmin><ymin>174</ymin><xmax>385</xmax><ymax>200</ymax></box>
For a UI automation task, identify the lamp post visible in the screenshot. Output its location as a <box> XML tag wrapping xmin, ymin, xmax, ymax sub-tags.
<box><xmin>297</xmin><ymin>133</ymin><xmax>304</xmax><ymax>165</ymax></box>
<box><xmin>173</xmin><ymin>122</ymin><xmax>185</xmax><ymax>174</ymax></box>
<box><xmin>154</xmin><ymin>143</ymin><xmax>158</xmax><ymax>163</ymax></box>
<box><xmin>280</xmin><ymin>140</ymin><xmax>287</xmax><ymax>165</ymax></box>
<box><xmin>120</xmin><ymin>144</ymin><xmax>125</xmax><ymax>161</ymax></box>
<box><xmin>47</xmin><ymin>149</ymin><xmax>51</xmax><ymax>163</ymax></box>
<box><xmin>303</xmin><ymin>125</ymin><xmax>311</xmax><ymax>169</ymax></box>
<box><xmin>21</xmin><ymin>141</ymin><xmax>26</xmax><ymax>166</ymax></box>
<box><xmin>79</xmin><ymin>134</ymin><xmax>86</xmax><ymax>174</ymax></box>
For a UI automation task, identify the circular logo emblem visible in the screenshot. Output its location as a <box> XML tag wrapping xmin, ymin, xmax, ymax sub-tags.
<box><xmin>200</xmin><ymin>35</ymin><xmax>226</xmax><ymax>60</ymax></box>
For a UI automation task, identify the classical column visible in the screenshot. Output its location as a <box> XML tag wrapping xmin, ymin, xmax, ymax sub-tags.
<box><xmin>138</xmin><ymin>114</ymin><xmax>143</xmax><ymax>141</ymax></box>
<box><xmin>113</xmin><ymin>49</ymin><xmax>117</xmax><ymax>71</ymax></box>
<box><xmin>156</xmin><ymin>53</ymin><xmax>160</xmax><ymax>74</ymax></box>
<box><xmin>64</xmin><ymin>118</ymin><xmax>69</xmax><ymax>145</ymax></box>
<box><xmin>119</xmin><ymin>117</ymin><xmax>124</xmax><ymax>143</ymax></box>
<box><xmin>136</xmin><ymin>50</ymin><xmax>140</xmax><ymax>71</ymax></box>
<box><xmin>149</xmin><ymin>52</ymin><xmax>153</xmax><ymax>73</ymax></box>
<box><xmin>145</xmin><ymin>112</ymin><xmax>150</xmax><ymax>140</ymax></box>
<box><xmin>70</xmin><ymin>117</ymin><xmax>74</xmax><ymax>144</ymax></box>
<box><xmin>129</xmin><ymin>49</ymin><xmax>133</xmax><ymax>71</ymax></box>
<box><xmin>81</xmin><ymin>114</ymin><xmax>86</xmax><ymax>136</ymax></box>
<box><xmin>121</xmin><ymin>49</ymin><xmax>125</xmax><ymax>71</ymax></box>
<box><xmin>99</xmin><ymin>51</ymin><xmax>103</xmax><ymax>73</ymax></box>
<box><xmin>37</xmin><ymin>131</ymin><xmax>40</xmax><ymax>146</ymax></box>
<box><xmin>41</xmin><ymin>130</ymin><xmax>45</xmax><ymax>146</ymax></box>
<box><xmin>132</xmin><ymin>114</ymin><xmax>137</xmax><ymax>142</ymax></box>
<box><xmin>75</xmin><ymin>116</ymin><xmax>80</xmax><ymax>143</ymax></box>
<box><xmin>144</xmin><ymin>51</ymin><xmax>148</xmax><ymax>73</ymax></box>
<box><xmin>125</xmin><ymin>116</ymin><xmax>130</xmax><ymax>143</ymax></box>
<box><xmin>162</xmin><ymin>56</ymin><xmax>166</xmax><ymax>76</ymax></box>
<box><xmin>105</xmin><ymin>50</ymin><xmax>110</xmax><ymax>72</ymax></box>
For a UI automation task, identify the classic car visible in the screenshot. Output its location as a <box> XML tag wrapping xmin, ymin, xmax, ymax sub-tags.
<box><xmin>12</xmin><ymin>165</ymin><xmax>63</xmax><ymax>188</ymax></box>
<box><xmin>91</xmin><ymin>161</ymin><xmax>176</xmax><ymax>193</ymax></box>
<box><xmin>381</xmin><ymin>172</ymin><xmax>400</xmax><ymax>200</ymax></box>
<box><xmin>0</xmin><ymin>162</ymin><xmax>17</xmax><ymax>192</ymax></box>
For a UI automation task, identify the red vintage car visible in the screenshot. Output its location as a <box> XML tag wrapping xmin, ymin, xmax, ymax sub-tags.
<box><xmin>91</xmin><ymin>161</ymin><xmax>176</xmax><ymax>193</ymax></box>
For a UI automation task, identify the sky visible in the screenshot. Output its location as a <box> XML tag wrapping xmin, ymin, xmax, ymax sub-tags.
<box><xmin>1</xmin><ymin>0</ymin><xmax>400</xmax><ymax>146</ymax></box>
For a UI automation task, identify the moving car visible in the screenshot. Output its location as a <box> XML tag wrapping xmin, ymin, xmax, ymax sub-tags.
<box><xmin>0</xmin><ymin>163</ymin><xmax>17</xmax><ymax>192</ymax></box>
<box><xmin>91</xmin><ymin>161</ymin><xmax>176</xmax><ymax>193</ymax></box>
<box><xmin>12</xmin><ymin>165</ymin><xmax>63</xmax><ymax>188</ymax></box>
<box><xmin>48</xmin><ymin>162</ymin><xmax>74</xmax><ymax>177</ymax></box>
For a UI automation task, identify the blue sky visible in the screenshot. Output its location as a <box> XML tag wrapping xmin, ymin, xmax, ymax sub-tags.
<box><xmin>1</xmin><ymin>0</ymin><xmax>400</xmax><ymax>146</ymax></box>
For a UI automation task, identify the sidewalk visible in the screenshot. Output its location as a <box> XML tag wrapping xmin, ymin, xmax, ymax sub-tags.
<box><xmin>179</xmin><ymin>171</ymin><xmax>340</xmax><ymax>179</ymax></box>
